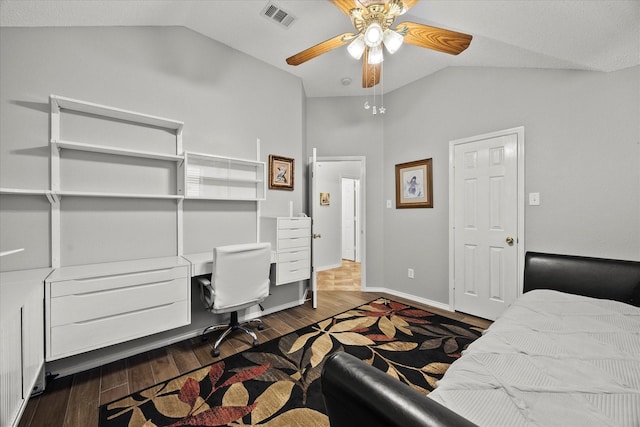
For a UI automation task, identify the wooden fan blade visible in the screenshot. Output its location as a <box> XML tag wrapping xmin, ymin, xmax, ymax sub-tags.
<box><xmin>331</xmin><ymin>0</ymin><xmax>355</xmax><ymax>16</ymax></box>
<box><xmin>286</xmin><ymin>33</ymin><xmax>354</xmax><ymax>66</ymax></box>
<box><xmin>397</xmin><ymin>21</ymin><xmax>472</xmax><ymax>55</ymax></box>
<box><xmin>362</xmin><ymin>50</ymin><xmax>381</xmax><ymax>88</ymax></box>
<box><xmin>402</xmin><ymin>0</ymin><xmax>420</xmax><ymax>11</ymax></box>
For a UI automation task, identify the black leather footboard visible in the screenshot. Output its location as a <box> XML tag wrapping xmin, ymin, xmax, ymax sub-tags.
<box><xmin>321</xmin><ymin>352</ymin><xmax>478</xmax><ymax>427</ymax></box>
<box><xmin>523</xmin><ymin>252</ymin><xmax>640</xmax><ymax>306</ymax></box>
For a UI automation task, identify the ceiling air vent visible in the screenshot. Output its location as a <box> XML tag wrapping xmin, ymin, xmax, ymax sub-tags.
<box><xmin>261</xmin><ymin>1</ymin><xmax>296</xmax><ymax>28</ymax></box>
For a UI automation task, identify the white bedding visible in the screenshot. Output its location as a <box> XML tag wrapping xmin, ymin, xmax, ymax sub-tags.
<box><xmin>428</xmin><ymin>290</ymin><xmax>640</xmax><ymax>427</ymax></box>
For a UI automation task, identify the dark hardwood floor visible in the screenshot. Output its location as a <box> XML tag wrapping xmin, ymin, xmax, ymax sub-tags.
<box><xmin>18</xmin><ymin>290</ymin><xmax>491</xmax><ymax>427</ymax></box>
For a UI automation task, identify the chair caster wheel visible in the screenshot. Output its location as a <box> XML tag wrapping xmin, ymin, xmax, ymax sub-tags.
<box><xmin>258</xmin><ymin>324</ymin><xmax>265</xmax><ymax>330</ymax></box>
<box><xmin>252</xmin><ymin>340</ymin><xmax>259</xmax><ymax>347</ymax></box>
<box><xmin>212</xmin><ymin>348</ymin><xmax>220</xmax><ymax>357</ymax></box>
<box><xmin>201</xmin><ymin>335</ymin><xmax>208</xmax><ymax>342</ymax></box>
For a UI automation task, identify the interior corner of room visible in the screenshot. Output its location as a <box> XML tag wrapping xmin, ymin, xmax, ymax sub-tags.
<box><xmin>0</xmin><ymin>2</ymin><xmax>639</xmax><ymax>426</ymax></box>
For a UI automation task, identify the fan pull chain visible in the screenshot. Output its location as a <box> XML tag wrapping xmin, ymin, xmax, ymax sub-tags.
<box><xmin>379</xmin><ymin>62</ymin><xmax>386</xmax><ymax>114</ymax></box>
<box><xmin>372</xmin><ymin>64</ymin><xmax>377</xmax><ymax>115</ymax></box>
<box><xmin>364</xmin><ymin>56</ymin><xmax>370</xmax><ymax>111</ymax></box>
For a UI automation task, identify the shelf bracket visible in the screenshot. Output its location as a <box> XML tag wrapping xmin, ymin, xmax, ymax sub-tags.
<box><xmin>45</xmin><ymin>191</ymin><xmax>59</xmax><ymax>204</ymax></box>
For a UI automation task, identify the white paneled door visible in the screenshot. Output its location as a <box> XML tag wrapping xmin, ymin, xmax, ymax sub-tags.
<box><xmin>450</xmin><ymin>128</ymin><xmax>524</xmax><ymax>320</ymax></box>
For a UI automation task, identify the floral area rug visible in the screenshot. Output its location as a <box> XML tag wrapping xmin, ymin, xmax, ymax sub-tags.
<box><xmin>99</xmin><ymin>298</ymin><xmax>484</xmax><ymax>427</ymax></box>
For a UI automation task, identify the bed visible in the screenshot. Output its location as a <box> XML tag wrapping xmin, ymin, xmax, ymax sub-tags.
<box><xmin>321</xmin><ymin>252</ymin><xmax>640</xmax><ymax>427</ymax></box>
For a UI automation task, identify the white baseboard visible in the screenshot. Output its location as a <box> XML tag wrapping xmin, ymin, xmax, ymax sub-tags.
<box><xmin>364</xmin><ymin>286</ymin><xmax>452</xmax><ymax>312</ymax></box>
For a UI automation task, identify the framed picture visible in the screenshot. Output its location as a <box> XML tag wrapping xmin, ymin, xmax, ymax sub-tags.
<box><xmin>320</xmin><ymin>192</ymin><xmax>330</xmax><ymax>206</ymax></box>
<box><xmin>395</xmin><ymin>158</ymin><xmax>433</xmax><ymax>208</ymax></box>
<box><xmin>268</xmin><ymin>155</ymin><xmax>294</xmax><ymax>191</ymax></box>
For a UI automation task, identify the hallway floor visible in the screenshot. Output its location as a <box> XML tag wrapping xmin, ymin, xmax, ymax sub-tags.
<box><xmin>317</xmin><ymin>259</ymin><xmax>361</xmax><ymax>291</ymax></box>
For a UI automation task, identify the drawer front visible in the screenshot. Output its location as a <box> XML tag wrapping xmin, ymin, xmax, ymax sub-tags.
<box><xmin>277</xmin><ymin>249</ymin><xmax>309</xmax><ymax>263</ymax></box>
<box><xmin>50</xmin><ymin>266</ymin><xmax>188</xmax><ymax>297</ymax></box>
<box><xmin>50</xmin><ymin>278</ymin><xmax>188</xmax><ymax>326</ymax></box>
<box><xmin>278</xmin><ymin>227</ymin><xmax>310</xmax><ymax>239</ymax></box>
<box><xmin>278</xmin><ymin>218</ymin><xmax>310</xmax><ymax>230</ymax></box>
<box><xmin>48</xmin><ymin>299</ymin><xmax>189</xmax><ymax>360</ymax></box>
<box><xmin>278</xmin><ymin>237</ymin><xmax>310</xmax><ymax>250</ymax></box>
<box><xmin>277</xmin><ymin>264</ymin><xmax>310</xmax><ymax>284</ymax></box>
<box><xmin>277</xmin><ymin>254</ymin><xmax>310</xmax><ymax>284</ymax></box>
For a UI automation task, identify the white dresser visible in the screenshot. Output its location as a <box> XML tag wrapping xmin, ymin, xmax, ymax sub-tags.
<box><xmin>260</xmin><ymin>217</ymin><xmax>311</xmax><ymax>285</ymax></box>
<box><xmin>44</xmin><ymin>256</ymin><xmax>191</xmax><ymax>360</ymax></box>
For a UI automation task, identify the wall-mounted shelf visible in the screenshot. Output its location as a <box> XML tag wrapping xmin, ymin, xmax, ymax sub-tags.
<box><xmin>183</xmin><ymin>152</ymin><xmax>266</xmax><ymax>201</ymax></box>
<box><xmin>53</xmin><ymin>191</ymin><xmax>184</xmax><ymax>200</ymax></box>
<box><xmin>0</xmin><ymin>248</ymin><xmax>25</xmax><ymax>257</ymax></box>
<box><xmin>52</xmin><ymin>141</ymin><xmax>184</xmax><ymax>162</ymax></box>
<box><xmin>0</xmin><ymin>188</ymin><xmax>50</xmax><ymax>196</ymax></box>
<box><xmin>50</xmin><ymin>95</ymin><xmax>184</xmax><ymax>132</ymax></box>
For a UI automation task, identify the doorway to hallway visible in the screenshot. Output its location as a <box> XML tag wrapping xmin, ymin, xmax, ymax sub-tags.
<box><xmin>310</xmin><ymin>155</ymin><xmax>366</xmax><ymax>297</ymax></box>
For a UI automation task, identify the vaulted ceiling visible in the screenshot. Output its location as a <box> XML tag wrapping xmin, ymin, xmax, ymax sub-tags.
<box><xmin>1</xmin><ymin>0</ymin><xmax>639</xmax><ymax>97</ymax></box>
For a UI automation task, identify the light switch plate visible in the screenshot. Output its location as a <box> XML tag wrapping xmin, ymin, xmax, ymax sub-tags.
<box><xmin>386</xmin><ymin>200</ymin><xmax>392</xmax><ymax>208</ymax></box>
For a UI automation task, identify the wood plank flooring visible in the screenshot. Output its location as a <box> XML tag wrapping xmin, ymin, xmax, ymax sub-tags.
<box><xmin>317</xmin><ymin>259</ymin><xmax>361</xmax><ymax>291</ymax></box>
<box><xmin>18</xmin><ymin>290</ymin><xmax>491</xmax><ymax>427</ymax></box>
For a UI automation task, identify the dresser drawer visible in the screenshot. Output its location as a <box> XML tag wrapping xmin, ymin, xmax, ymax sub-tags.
<box><xmin>49</xmin><ymin>299</ymin><xmax>189</xmax><ymax>360</ymax></box>
<box><xmin>50</xmin><ymin>277</ymin><xmax>188</xmax><ymax>326</ymax></box>
<box><xmin>278</xmin><ymin>236</ymin><xmax>310</xmax><ymax>250</ymax></box>
<box><xmin>45</xmin><ymin>258</ymin><xmax>191</xmax><ymax>360</ymax></box>
<box><xmin>278</xmin><ymin>218</ymin><xmax>311</xmax><ymax>230</ymax></box>
<box><xmin>277</xmin><ymin>249</ymin><xmax>309</xmax><ymax>263</ymax></box>
<box><xmin>50</xmin><ymin>266</ymin><xmax>187</xmax><ymax>297</ymax></box>
<box><xmin>278</xmin><ymin>227</ymin><xmax>309</xmax><ymax>239</ymax></box>
<box><xmin>277</xmin><ymin>264</ymin><xmax>310</xmax><ymax>284</ymax></box>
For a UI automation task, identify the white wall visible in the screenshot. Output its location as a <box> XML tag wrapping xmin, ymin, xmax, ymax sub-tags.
<box><xmin>0</xmin><ymin>26</ymin><xmax>306</xmax><ymax>275</ymax></box>
<box><xmin>307</xmin><ymin>97</ymin><xmax>385</xmax><ymax>286</ymax></box>
<box><xmin>2</xmin><ymin>26</ymin><xmax>638</xmax><ymax>309</ymax></box>
<box><xmin>308</xmin><ymin>66</ymin><xmax>640</xmax><ymax>305</ymax></box>
<box><xmin>382</xmin><ymin>66</ymin><xmax>640</xmax><ymax>304</ymax></box>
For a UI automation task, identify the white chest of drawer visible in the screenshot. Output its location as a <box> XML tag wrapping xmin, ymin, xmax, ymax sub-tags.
<box><xmin>261</xmin><ymin>217</ymin><xmax>311</xmax><ymax>285</ymax></box>
<box><xmin>45</xmin><ymin>256</ymin><xmax>191</xmax><ymax>360</ymax></box>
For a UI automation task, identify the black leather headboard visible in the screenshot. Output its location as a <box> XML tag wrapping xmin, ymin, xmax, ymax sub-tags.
<box><xmin>523</xmin><ymin>252</ymin><xmax>640</xmax><ymax>306</ymax></box>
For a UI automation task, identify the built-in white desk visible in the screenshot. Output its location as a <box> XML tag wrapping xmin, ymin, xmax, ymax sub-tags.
<box><xmin>182</xmin><ymin>251</ymin><xmax>277</xmax><ymax>277</ymax></box>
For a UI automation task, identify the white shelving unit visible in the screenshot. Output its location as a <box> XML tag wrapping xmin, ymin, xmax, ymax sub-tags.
<box><xmin>183</xmin><ymin>151</ymin><xmax>266</xmax><ymax>201</ymax></box>
<box><xmin>49</xmin><ymin>95</ymin><xmax>186</xmax><ymax>267</ymax></box>
<box><xmin>0</xmin><ymin>95</ymin><xmax>291</xmax><ymax>387</ymax></box>
<box><xmin>38</xmin><ymin>95</ymin><xmax>193</xmax><ymax>364</ymax></box>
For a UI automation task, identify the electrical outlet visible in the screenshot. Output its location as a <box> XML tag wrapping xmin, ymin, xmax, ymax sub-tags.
<box><xmin>408</xmin><ymin>268</ymin><xmax>414</xmax><ymax>279</ymax></box>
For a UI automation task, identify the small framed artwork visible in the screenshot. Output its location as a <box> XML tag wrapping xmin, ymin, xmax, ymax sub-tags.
<box><xmin>268</xmin><ymin>155</ymin><xmax>294</xmax><ymax>191</ymax></box>
<box><xmin>320</xmin><ymin>192</ymin><xmax>330</xmax><ymax>206</ymax></box>
<box><xmin>395</xmin><ymin>158</ymin><xmax>433</xmax><ymax>208</ymax></box>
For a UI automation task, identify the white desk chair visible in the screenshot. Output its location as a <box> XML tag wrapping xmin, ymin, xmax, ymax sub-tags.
<box><xmin>196</xmin><ymin>242</ymin><xmax>271</xmax><ymax>357</ymax></box>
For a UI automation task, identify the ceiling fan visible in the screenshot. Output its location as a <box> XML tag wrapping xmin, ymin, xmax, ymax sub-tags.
<box><xmin>286</xmin><ymin>0</ymin><xmax>472</xmax><ymax>88</ymax></box>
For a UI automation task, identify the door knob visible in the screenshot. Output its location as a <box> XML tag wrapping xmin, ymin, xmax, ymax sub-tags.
<box><xmin>313</xmin><ymin>234</ymin><xmax>322</xmax><ymax>239</ymax></box>
<box><xmin>505</xmin><ymin>236</ymin><xmax>514</xmax><ymax>245</ymax></box>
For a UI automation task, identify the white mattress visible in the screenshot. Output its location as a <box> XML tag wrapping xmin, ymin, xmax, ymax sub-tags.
<box><xmin>428</xmin><ymin>290</ymin><xmax>640</xmax><ymax>427</ymax></box>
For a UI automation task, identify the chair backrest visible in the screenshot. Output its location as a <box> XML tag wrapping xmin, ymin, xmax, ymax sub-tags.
<box><xmin>209</xmin><ymin>242</ymin><xmax>272</xmax><ymax>313</ymax></box>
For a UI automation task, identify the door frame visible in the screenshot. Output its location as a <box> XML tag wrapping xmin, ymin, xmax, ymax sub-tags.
<box><xmin>447</xmin><ymin>126</ymin><xmax>526</xmax><ymax>311</ymax></box>
<box><xmin>309</xmin><ymin>155</ymin><xmax>367</xmax><ymax>290</ymax></box>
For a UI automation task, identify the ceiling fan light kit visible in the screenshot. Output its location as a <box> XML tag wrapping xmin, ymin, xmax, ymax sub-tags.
<box><xmin>286</xmin><ymin>0</ymin><xmax>473</xmax><ymax>113</ymax></box>
<box><xmin>347</xmin><ymin>35</ymin><xmax>366</xmax><ymax>60</ymax></box>
<box><xmin>382</xmin><ymin>28</ymin><xmax>404</xmax><ymax>54</ymax></box>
